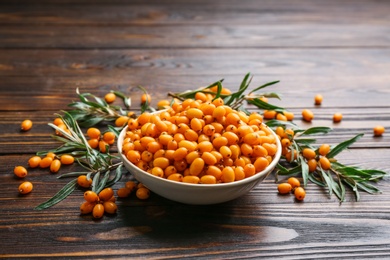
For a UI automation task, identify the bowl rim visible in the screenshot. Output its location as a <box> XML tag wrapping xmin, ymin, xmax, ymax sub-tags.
<box><xmin>118</xmin><ymin>114</ymin><xmax>282</xmax><ymax>189</ymax></box>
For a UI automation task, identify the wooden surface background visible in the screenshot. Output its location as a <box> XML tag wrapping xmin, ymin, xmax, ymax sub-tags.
<box><xmin>1</xmin><ymin>0</ymin><xmax>390</xmax><ymax>258</ymax></box>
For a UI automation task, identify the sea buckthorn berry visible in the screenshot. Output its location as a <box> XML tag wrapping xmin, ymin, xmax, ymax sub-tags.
<box><xmin>99</xmin><ymin>140</ymin><xmax>109</xmax><ymax>153</ymax></box>
<box><xmin>99</xmin><ymin>187</ymin><xmax>114</xmax><ymax>201</ymax></box>
<box><xmin>212</xmin><ymin>97</ymin><xmax>224</xmax><ymax>107</ymax></box>
<box><xmin>201</xmin><ymin>152</ymin><xmax>217</xmax><ymax>165</ymax></box>
<box><xmin>87</xmin><ymin>127</ymin><xmax>101</xmax><ymax>139</ymax></box>
<box><xmin>153</xmin><ymin>157</ymin><xmax>170</xmax><ymax>169</ymax></box>
<box><xmin>294</xmin><ymin>187</ymin><xmax>306</xmax><ymax>201</ymax></box>
<box><xmin>77</xmin><ymin>175</ymin><xmax>92</xmax><ymax>188</ymax></box>
<box><xmin>243</xmin><ymin>164</ymin><xmax>256</xmax><ymax>178</ymax></box>
<box><xmin>84</xmin><ymin>191</ymin><xmax>99</xmax><ymax>203</ymax></box>
<box><xmin>164</xmin><ymin>165</ymin><xmax>178</xmax><ymax>178</ymax></box>
<box><xmin>219</xmin><ymin>146</ymin><xmax>232</xmax><ymax>159</ymax></box>
<box><xmin>80</xmin><ymin>201</ymin><xmax>95</xmax><ymax>214</ymax></box>
<box><xmin>221</xmin><ymin>167</ymin><xmax>235</xmax><ymax>183</ymax></box>
<box><xmin>318</xmin><ymin>144</ymin><xmax>331</xmax><ymax>156</ymax></box>
<box><xmin>151</xmin><ymin>167</ymin><xmax>164</xmax><ymax>177</ymax></box>
<box><xmin>19</xmin><ymin>181</ymin><xmax>33</xmax><ymax>194</ymax></box>
<box><xmin>200</xmin><ymin>175</ymin><xmax>217</xmax><ymax>184</ymax></box>
<box><xmin>50</xmin><ymin>159</ymin><xmax>61</xmax><ymax>173</ymax></box>
<box><xmin>302</xmin><ymin>109</ymin><xmax>314</xmax><ymax>122</ymax></box>
<box><xmin>373</xmin><ymin>125</ymin><xmax>385</xmax><ymax>137</ymax></box>
<box><xmin>183</xmin><ymin>175</ymin><xmax>200</xmax><ymax>184</ymax></box>
<box><xmin>127</xmin><ymin>118</ymin><xmax>139</xmax><ymax>130</ymax></box>
<box><xmin>307</xmin><ymin>159</ymin><xmax>317</xmax><ymax>172</ymax></box>
<box><xmin>314</xmin><ymin>94</ymin><xmax>323</xmax><ymax>105</ymax></box>
<box><xmin>319</xmin><ymin>156</ymin><xmax>331</xmax><ymax>170</ymax></box>
<box><xmin>92</xmin><ymin>204</ymin><xmax>105</xmax><ymax>219</ymax></box>
<box><xmin>88</xmin><ymin>138</ymin><xmax>99</xmax><ymax>149</ymax></box>
<box><xmin>234</xmin><ymin>166</ymin><xmax>245</xmax><ymax>181</ymax></box>
<box><xmin>141</xmin><ymin>93</ymin><xmax>151</xmax><ymax>104</ymax></box>
<box><xmin>14</xmin><ymin>166</ymin><xmax>28</xmax><ymax>178</ymax></box>
<box><xmin>103</xmin><ymin>201</ymin><xmax>118</xmax><ymax>214</ymax></box>
<box><xmin>105</xmin><ymin>92</ymin><xmax>116</xmax><ymax>103</ymax></box>
<box><xmin>333</xmin><ymin>113</ymin><xmax>343</xmax><ymax>123</ymax></box>
<box><xmin>167</xmin><ymin>173</ymin><xmax>183</xmax><ymax>182</ymax></box>
<box><xmin>126</xmin><ymin>150</ymin><xmax>141</xmax><ymax>164</ymax></box>
<box><xmin>60</xmin><ymin>154</ymin><xmax>74</xmax><ymax>165</ymax></box>
<box><xmin>302</xmin><ymin>148</ymin><xmax>316</xmax><ymax>160</ymax></box>
<box><xmin>125</xmin><ymin>181</ymin><xmax>137</xmax><ymax>191</ymax></box>
<box><xmin>186</xmin><ymin>108</ymin><xmax>204</xmax><ymax>119</ymax></box>
<box><xmin>189</xmin><ymin>158</ymin><xmax>205</xmax><ymax>176</ymax></box>
<box><xmin>103</xmin><ymin>131</ymin><xmax>116</xmax><ymax>144</ymax></box>
<box><xmin>136</xmin><ymin>187</ymin><xmax>150</xmax><ymax>200</ymax></box>
<box><xmin>157</xmin><ymin>99</ymin><xmax>170</xmax><ymax>108</ymax></box>
<box><xmin>263</xmin><ymin>110</ymin><xmax>277</xmax><ymax>119</ymax></box>
<box><xmin>53</xmin><ymin>118</ymin><xmax>64</xmax><ymax>126</ymax></box>
<box><xmin>287</xmin><ymin>177</ymin><xmax>301</xmax><ymax>189</ymax></box>
<box><xmin>174</xmin><ymin>159</ymin><xmax>188</xmax><ymax>172</ymax></box>
<box><xmin>277</xmin><ymin>183</ymin><xmax>292</xmax><ymax>194</ymax></box>
<box><xmin>283</xmin><ymin>111</ymin><xmax>295</xmax><ymax>121</ymax></box>
<box><xmin>115</xmin><ymin>116</ymin><xmax>129</xmax><ymax>127</ymax></box>
<box><xmin>254</xmin><ymin>157</ymin><xmax>269</xmax><ymax>172</ymax></box>
<box><xmin>263</xmin><ymin>143</ymin><xmax>277</xmax><ymax>156</ymax></box>
<box><xmin>39</xmin><ymin>156</ymin><xmax>53</xmax><ymax>168</ymax></box>
<box><xmin>203</xmin><ymin>124</ymin><xmax>215</xmax><ymax>136</ymax></box>
<box><xmin>21</xmin><ymin>119</ymin><xmax>33</xmax><ymax>131</ymax></box>
<box><xmin>117</xmin><ymin>187</ymin><xmax>131</xmax><ymax>198</ymax></box>
<box><xmin>276</xmin><ymin>113</ymin><xmax>287</xmax><ymax>121</ymax></box>
<box><xmin>28</xmin><ymin>156</ymin><xmax>41</xmax><ymax>168</ymax></box>
<box><xmin>46</xmin><ymin>152</ymin><xmax>56</xmax><ymax>159</ymax></box>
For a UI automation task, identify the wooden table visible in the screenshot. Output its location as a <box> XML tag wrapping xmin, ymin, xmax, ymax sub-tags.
<box><xmin>1</xmin><ymin>0</ymin><xmax>390</xmax><ymax>258</ymax></box>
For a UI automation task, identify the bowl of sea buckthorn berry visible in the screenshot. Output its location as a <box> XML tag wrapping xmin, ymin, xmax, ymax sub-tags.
<box><xmin>118</xmin><ymin>99</ymin><xmax>281</xmax><ymax>205</ymax></box>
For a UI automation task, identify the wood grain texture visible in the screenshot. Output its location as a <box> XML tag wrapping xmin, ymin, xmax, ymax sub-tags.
<box><xmin>0</xmin><ymin>0</ymin><xmax>390</xmax><ymax>259</ymax></box>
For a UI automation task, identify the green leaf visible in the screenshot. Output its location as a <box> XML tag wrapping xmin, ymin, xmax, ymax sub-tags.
<box><xmin>297</xmin><ymin>126</ymin><xmax>332</xmax><ymax>136</ymax></box>
<box><xmin>249</xmin><ymin>80</ymin><xmax>280</xmax><ymax>93</ymax></box>
<box><xmin>294</xmin><ymin>138</ymin><xmax>317</xmax><ymax>145</ymax></box>
<box><xmin>106</xmin><ymin>165</ymin><xmax>125</xmax><ymax>187</ymax></box>
<box><xmin>356</xmin><ymin>182</ymin><xmax>382</xmax><ymax>194</ymax></box>
<box><xmin>247</xmin><ymin>98</ymin><xmax>285</xmax><ymax>112</ymax></box>
<box><xmin>265</xmin><ymin>119</ymin><xmax>298</xmax><ymax>129</ymax></box>
<box><xmin>327</xmin><ymin>133</ymin><xmax>364</xmax><ymax>158</ymax></box>
<box><xmin>299</xmin><ymin>156</ymin><xmax>309</xmax><ymax>187</ymax></box>
<box><xmin>34</xmin><ymin>179</ymin><xmax>77</xmax><ymax>210</ymax></box>
<box><xmin>224</xmin><ymin>73</ymin><xmax>252</xmax><ymax>105</ymax></box>
<box><xmin>319</xmin><ymin>168</ymin><xmax>334</xmax><ymax>197</ymax></box>
<box><xmin>91</xmin><ymin>171</ymin><xmax>101</xmax><ymax>193</ymax></box>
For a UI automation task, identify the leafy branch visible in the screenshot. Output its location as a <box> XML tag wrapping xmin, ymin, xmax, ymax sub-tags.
<box><xmin>270</xmin><ymin>121</ymin><xmax>387</xmax><ymax>202</ymax></box>
<box><xmin>34</xmin><ymin>112</ymin><xmax>126</xmax><ymax>210</ymax></box>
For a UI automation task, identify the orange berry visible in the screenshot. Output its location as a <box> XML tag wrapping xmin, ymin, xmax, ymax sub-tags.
<box><xmin>373</xmin><ymin>125</ymin><xmax>385</xmax><ymax>137</ymax></box>
<box><xmin>77</xmin><ymin>175</ymin><xmax>92</xmax><ymax>188</ymax></box>
<box><xmin>318</xmin><ymin>144</ymin><xmax>331</xmax><ymax>156</ymax></box>
<box><xmin>287</xmin><ymin>177</ymin><xmax>301</xmax><ymax>189</ymax></box>
<box><xmin>314</xmin><ymin>94</ymin><xmax>323</xmax><ymax>105</ymax></box>
<box><xmin>28</xmin><ymin>156</ymin><xmax>41</xmax><ymax>168</ymax></box>
<box><xmin>294</xmin><ymin>187</ymin><xmax>306</xmax><ymax>201</ymax></box>
<box><xmin>141</xmin><ymin>93</ymin><xmax>151</xmax><ymax>104</ymax></box>
<box><xmin>302</xmin><ymin>109</ymin><xmax>314</xmax><ymax>122</ymax></box>
<box><xmin>53</xmin><ymin>118</ymin><xmax>64</xmax><ymax>126</ymax></box>
<box><xmin>60</xmin><ymin>154</ymin><xmax>74</xmax><ymax>165</ymax></box>
<box><xmin>99</xmin><ymin>187</ymin><xmax>114</xmax><ymax>201</ymax></box>
<box><xmin>50</xmin><ymin>159</ymin><xmax>61</xmax><ymax>173</ymax></box>
<box><xmin>117</xmin><ymin>187</ymin><xmax>131</xmax><ymax>198</ymax></box>
<box><xmin>92</xmin><ymin>203</ymin><xmax>105</xmax><ymax>219</ymax></box>
<box><xmin>80</xmin><ymin>201</ymin><xmax>95</xmax><ymax>214</ymax></box>
<box><xmin>333</xmin><ymin>113</ymin><xmax>343</xmax><ymax>123</ymax></box>
<box><xmin>319</xmin><ymin>156</ymin><xmax>331</xmax><ymax>170</ymax></box>
<box><xmin>21</xmin><ymin>119</ymin><xmax>33</xmax><ymax>131</ymax></box>
<box><xmin>277</xmin><ymin>183</ymin><xmax>292</xmax><ymax>194</ymax></box>
<box><xmin>19</xmin><ymin>181</ymin><xmax>33</xmax><ymax>194</ymax></box>
<box><xmin>87</xmin><ymin>127</ymin><xmax>101</xmax><ymax>139</ymax></box>
<box><xmin>88</xmin><ymin>138</ymin><xmax>99</xmax><ymax>149</ymax></box>
<box><xmin>104</xmin><ymin>92</ymin><xmax>116</xmax><ymax>103</ymax></box>
<box><xmin>39</xmin><ymin>157</ymin><xmax>53</xmax><ymax>168</ymax></box>
<box><xmin>136</xmin><ymin>187</ymin><xmax>150</xmax><ymax>200</ymax></box>
<box><xmin>115</xmin><ymin>116</ymin><xmax>129</xmax><ymax>127</ymax></box>
<box><xmin>103</xmin><ymin>131</ymin><xmax>116</xmax><ymax>144</ymax></box>
<box><xmin>84</xmin><ymin>190</ymin><xmax>99</xmax><ymax>203</ymax></box>
<box><xmin>14</xmin><ymin>166</ymin><xmax>28</xmax><ymax>178</ymax></box>
<box><xmin>103</xmin><ymin>201</ymin><xmax>118</xmax><ymax>214</ymax></box>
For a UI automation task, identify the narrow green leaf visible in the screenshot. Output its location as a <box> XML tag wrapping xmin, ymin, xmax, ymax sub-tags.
<box><xmin>91</xmin><ymin>171</ymin><xmax>100</xmax><ymax>193</ymax></box>
<box><xmin>249</xmin><ymin>80</ymin><xmax>280</xmax><ymax>93</ymax></box>
<box><xmin>356</xmin><ymin>182</ymin><xmax>382</xmax><ymax>194</ymax></box>
<box><xmin>106</xmin><ymin>165</ymin><xmax>125</xmax><ymax>187</ymax></box>
<box><xmin>299</xmin><ymin>157</ymin><xmax>309</xmax><ymax>187</ymax></box>
<box><xmin>294</xmin><ymin>138</ymin><xmax>317</xmax><ymax>145</ymax></box>
<box><xmin>343</xmin><ymin>179</ymin><xmax>360</xmax><ymax>201</ymax></box>
<box><xmin>34</xmin><ymin>179</ymin><xmax>77</xmax><ymax>210</ymax></box>
<box><xmin>319</xmin><ymin>168</ymin><xmax>334</xmax><ymax>197</ymax></box>
<box><xmin>308</xmin><ymin>174</ymin><xmax>326</xmax><ymax>187</ymax></box>
<box><xmin>327</xmin><ymin>133</ymin><xmax>364</xmax><ymax>158</ymax></box>
<box><xmin>297</xmin><ymin>126</ymin><xmax>332</xmax><ymax>136</ymax></box>
<box><xmin>265</xmin><ymin>119</ymin><xmax>298</xmax><ymax>129</ymax></box>
<box><xmin>247</xmin><ymin>98</ymin><xmax>285</xmax><ymax>112</ymax></box>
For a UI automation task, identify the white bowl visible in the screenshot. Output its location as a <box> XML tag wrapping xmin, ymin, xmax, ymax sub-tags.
<box><xmin>118</xmin><ymin>121</ymin><xmax>281</xmax><ymax>205</ymax></box>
